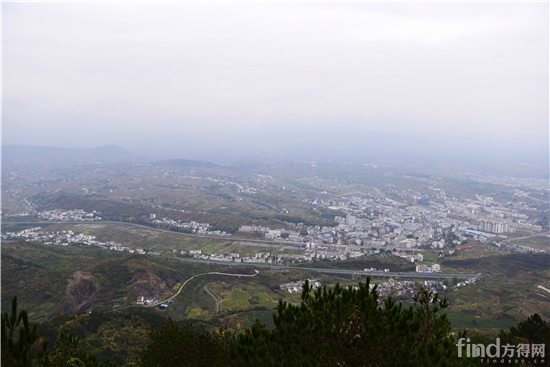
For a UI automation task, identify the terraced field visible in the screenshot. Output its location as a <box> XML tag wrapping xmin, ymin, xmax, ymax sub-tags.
<box><xmin>442</xmin><ymin>248</ymin><xmax>550</xmax><ymax>332</ymax></box>
<box><xmin>209</xmin><ymin>282</ymin><xmax>279</xmax><ymax>310</ymax></box>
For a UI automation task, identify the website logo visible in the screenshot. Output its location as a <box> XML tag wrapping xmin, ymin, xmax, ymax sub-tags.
<box><xmin>456</xmin><ymin>338</ymin><xmax>545</xmax><ymax>364</ymax></box>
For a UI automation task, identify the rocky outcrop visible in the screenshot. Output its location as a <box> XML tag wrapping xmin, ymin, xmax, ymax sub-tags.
<box><xmin>62</xmin><ymin>271</ymin><xmax>98</xmax><ymax>314</ymax></box>
<box><xmin>127</xmin><ymin>263</ymin><xmax>179</xmax><ymax>298</ymax></box>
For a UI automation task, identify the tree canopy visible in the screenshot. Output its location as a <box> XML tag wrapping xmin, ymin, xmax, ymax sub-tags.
<box><xmin>140</xmin><ymin>279</ymin><xmax>477</xmax><ymax>367</ymax></box>
<box><xmin>5</xmin><ymin>279</ymin><xmax>548</xmax><ymax>367</ymax></box>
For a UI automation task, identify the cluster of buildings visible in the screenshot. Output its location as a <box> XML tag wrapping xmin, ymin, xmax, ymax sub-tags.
<box><xmin>494</xmin><ymin>242</ymin><xmax>547</xmax><ymax>254</ymax></box>
<box><xmin>415</xmin><ymin>263</ymin><xmax>441</xmax><ymax>273</ymax></box>
<box><xmin>136</xmin><ymin>296</ymin><xmax>157</xmax><ymax>305</ymax></box>
<box><xmin>3</xmin><ymin>228</ymin><xmax>120</xmax><ymax>249</ymax></box>
<box><xmin>279</xmin><ymin>279</ymin><xmax>321</xmax><ymax>294</ymax></box>
<box><xmin>276</xmin><ymin>276</ymin><xmax>481</xmax><ymax>302</ymax></box>
<box><xmin>238</xmin><ymin>225</ymin><xmax>271</xmax><ymax>233</ymax></box>
<box><xmin>374</xmin><ymin>274</ymin><xmax>481</xmax><ymax>299</ymax></box>
<box><xmin>153</xmin><ymin>217</ymin><xmax>230</xmax><ymax>236</ymax></box>
<box><xmin>1</xmin><ymin>228</ymin><xmax>159</xmax><ymax>256</ymax></box>
<box><xmin>363</xmin><ymin>267</ymin><xmax>390</xmax><ymax>272</ymax></box>
<box><xmin>229</xmin><ymin>184</ymin><xmax>545</xmax><ymax>263</ymax></box>
<box><xmin>478</xmin><ymin>220</ymin><xmax>510</xmax><ymax>234</ymax></box>
<box><xmin>391</xmin><ymin>252</ymin><xmax>424</xmax><ymax>262</ymax></box>
<box><xmin>374</xmin><ymin>280</ymin><xmax>417</xmax><ymax>298</ymax></box>
<box><xmin>180</xmin><ymin>249</ymin><xmax>275</xmax><ymax>264</ymax></box>
<box><xmin>454</xmin><ymin>275</ymin><xmax>481</xmax><ymax>289</ymax></box>
<box><xmin>37</xmin><ymin>209</ymin><xmax>102</xmax><ymax>221</ymax></box>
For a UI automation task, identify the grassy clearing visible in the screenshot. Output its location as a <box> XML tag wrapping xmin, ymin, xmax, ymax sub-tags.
<box><xmin>419</xmin><ymin>251</ymin><xmax>439</xmax><ymax>264</ymax></box>
<box><xmin>444</xmin><ymin>309</ymin><xmax>518</xmax><ymax>331</ymax></box>
<box><xmin>509</xmin><ymin>235</ymin><xmax>550</xmax><ymax>251</ymax></box>
<box><xmin>225</xmin><ymin>242</ymin><xmax>280</xmax><ymax>257</ymax></box>
<box><xmin>244</xmin><ymin>310</ymin><xmax>276</xmax><ymax>330</ymax></box>
<box><xmin>209</xmin><ymin>283</ymin><xmax>279</xmax><ymax>310</ymax></box>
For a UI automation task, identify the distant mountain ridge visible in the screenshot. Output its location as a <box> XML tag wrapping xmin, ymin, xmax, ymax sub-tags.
<box><xmin>228</xmin><ymin>159</ymin><xmax>268</xmax><ymax>173</ymax></box>
<box><xmin>153</xmin><ymin>158</ymin><xmax>221</xmax><ymax>168</ymax></box>
<box><xmin>3</xmin><ymin>140</ymin><xmax>547</xmax><ymax>178</ymax></box>
<box><xmin>2</xmin><ymin>144</ymin><xmax>138</xmax><ymax>167</ymax></box>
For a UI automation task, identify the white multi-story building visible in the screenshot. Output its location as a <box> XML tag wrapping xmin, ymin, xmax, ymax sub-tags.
<box><xmin>346</xmin><ymin>214</ymin><xmax>356</xmax><ymax>226</ymax></box>
<box><xmin>479</xmin><ymin>220</ymin><xmax>509</xmax><ymax>234</ymax></box>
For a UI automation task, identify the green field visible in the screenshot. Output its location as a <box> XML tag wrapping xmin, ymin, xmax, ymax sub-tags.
<box><xmin>508</xmin><ymin>235</ymin><xmax>550</xmax><ymax>251</ymax></box>
<box><xmin>441</xmin><ymin>249</ymin><xmax>550</xmax><ymax>332</ymax></box>
<box><xmin>444</xmin><ymin>309</ymin><xmax>519</xmax><ymax>333</ymax></box>
<box><xmin>13</xmin><ymin>222</ymin><xmax>302</xmax><ymax>258</ymax></box>
<box><xmin>209</xmin><ymin>282</ymin><xmax>279</xmax><ymax>310</ymax></box>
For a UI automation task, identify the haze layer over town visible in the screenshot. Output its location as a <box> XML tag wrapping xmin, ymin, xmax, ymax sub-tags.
<box><xmin>4</xmin><ymin>3</ymin><xmax>549</xmax><ymax>169</ymax></box>
<box><xmin>1</xmin><ymin>2</ymin><xmax>549</xmax><ymax>367</ymax></box>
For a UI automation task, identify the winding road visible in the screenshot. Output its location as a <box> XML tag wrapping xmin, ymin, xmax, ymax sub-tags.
<box><xmin>105</xmin><ymin>269</ymin><xmax>258</xmax><ymax>313</ymax></box>
<box><xmin>150</xmin><ymin>270</ymin><xmax>259</xmax><ymax>307</ymax></box>
<box><xmin>204</xmin><ymin>283</ymin><xmax>221</xmax><ymax>313</ymax></box>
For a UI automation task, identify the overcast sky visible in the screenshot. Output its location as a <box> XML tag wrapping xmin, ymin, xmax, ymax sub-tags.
<box><xmin>2</xmin><ymin>2</ymin><xmax>548</xmax><ymax>161</ymax></box>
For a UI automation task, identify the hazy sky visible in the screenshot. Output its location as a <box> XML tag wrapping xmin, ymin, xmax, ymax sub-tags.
<box><xmin>3</xmin><ymin>2</ymin><xmax>549</xmax><ymax>159</ymax></box>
